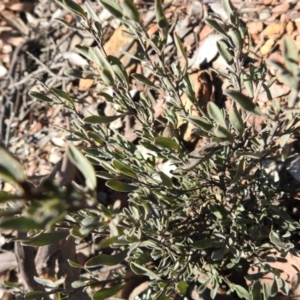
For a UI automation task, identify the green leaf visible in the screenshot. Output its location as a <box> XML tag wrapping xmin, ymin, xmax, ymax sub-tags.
<box><xmin>106</xmin><ymin>180</ymin><xmax>137</xmax><ymax>192</ymax></box>
<box><xmin>64</xmin><ymin>68</ymin><xmax>84</xmax><ymax>78</ymax></box>
<box><xmin>140</xmin><ymin>142</ymin><xmax>161</xmax><ymax>153</ymax></box>
<box><xmin>213</xmin><ymin>125</ymin><xmax>234</xmax><ymax>143</ymax></box>
<box><xmin>85</xmin><ymin>1</ymin><xmax>100</xmax><ymax>22</ymax></box>
<box><xmin>154</xmin><ymin>137</ymin><xmax>179</xmax><ymax>150</ymax></box>
<box><xmin>100</xmin><ymin>0</ymin><xmax>123</xmax><ymax>19</ymax></box>
<box><xmin>269</xmin><ymin>230</ymin><xmax>286</xmax><ymax>250</ymax></box>
<box><xmin>270</xmin><ymin>276</ymin><xmax>278</xmax><ymax>297</ymax></box>
<box><xmin>34</xmin><ymin>276</ymin><xmax>56</xmax><ymax>288</ymax></box>
<box><xmin>22</xmin><ymin>231</ymin><xmax>69</xmax><ymax>246</ymax></box>
<box><xmin>3</xmin><ymin>280</ymin><xmax>21</xmax><ymax>289</ymax></box>
<box><xmin>70</xmin><ymin>227</ymin><xmax>89</xmax><ymax>239</ymax></box>
<box><xmin>98</xmin><ymin>236</ymin><xmax>118</xmax><ymax>249</ymax></box>
<box><xmin>68</xmin><ymin>259</ymin><xmax>83</xmax><ymax>268</ymax></box>
<box><xmin>93</xmin><ymin>284</ymin><xmax>125</xmax><ymax>300</ymax></box>
<box><xmin>29</xmin><ymin>91</ymin><xmax>52</xmax><ymax>103</ymax></box>
<box><xmin>100</xmin><ymin>68</ymin><xmax>115</xmax><ymax>85</ymax></box>
<box><xmin>221</xmin><ymin>0</ymin><xmax>234</xmax><ymax>19</ymax></box>
<box><xmin>0</xmin><ymin>217</ymin><xmax>43</xmax><ymax>230</ymax></box>
<box><xmin>67</xmin><ymin>144</ymin><xmax>96</xmax><ymax>190</ymax></box>
<box><xmin>242</xmin><ymin>73</ymin><xmax>254</xmax><ymax>98</ymax></box>
<box><xmin>229</xmin><ymin>106</ymin><xmax>244</xmax><ymax>136</ymax></box>
<box><xmin>155</xmin><ymin>0</ymin><xmax>169</xmax><ymax>36</ymax></box>
<box><xmin>0</xmin><ymin>148</ymin><xmax>27</xmax><ymax>183</ymax></box>
<box><xmin>282</xmin><ymin>36</ymin><xmax>298</xmax><ymax>76</ymax></box>
<box><xmin>252</xmin><ymin>280</ymin><xmax>262</xmax><ymax>300</ymax></box>
<box><xmin>263</xmin><ymin>282</ymin><xmax>271</xmax><ymax>300</ymax></box>
<box><xmin>225</xmin><ymin>89</ymin><xmax>262</xmax><ymax>116</ymax></box>
<box><xmin>192</xmin><ymin>239</ymin><xmax>212</xmax><ymax>249</ymax></box>
<box><xmin>51</xmin><ymin>87</ymin><xmax>75</xmax><ymax>110</ymax></box>
<box><xmin>188</xmin><ymin>116</ymin><xmax>213</xmax><ymax>132</ymax></box>
<box><xmin>90</xmin><ymin>47</ymin><xmax>115</xmax><ymax>77</ymax></box>
<box><xmin>75</xmin><ymin>45</ymin><xmax>89</xmax><ymax>59</ymax></box>
<box><xmin>210</xmin><ymin>279</ymin><xmax>219</xmax><ymax>299</ymax></box>
<box><xmin>233</xmin><ymin>284</ymin><xmax>250</xmax><ymax>300</ymax></box>
<box><xmin>55</xmin><ymin>18</ymin><xmax>83</xmax><ymax>30</ymax></box>
<box><xmin>25</xmin><ymin>291</ymin><xmax>52</xmax><ymax>299</ymax></box>
<box><xmin>107</xmin><ymin>55</ymin><xmax>129</xmax><ymax>87</ymax></box>
<box><xmin>245</xmin><ymin>272</ymin><xmax>267</xmax><ymax>281</ymax></box>
<box><xmin>217</xmin><ymin>40</ymin><xmax>234</xmax><ymax>65</ymax></box>
<box><xmin>158</xmin><ymin>171</ymin><xmax>173</xmax><ymax>188</ymax></box>
<box><xmin>72</xmin><ymin>280</ymin><xmax>87</xmax><ymax>288</ymax></box>
<box><xmin>207</xmin><ymin>102</ymin><xmax>227</xmax><ymax>128</ymax></box>
<box><xmin>61</xmin><ymin>0</ymin><xmax>87</xmax><ymax>19</ymax></box>
<box><xmin>84</xmin><ymin>115</ymin><xmax>124</xmax><ymax>124</ymax></box>
<box><xmin>177</xmin><ymin>281</ymin><xmax>188</xmax><ymax>296</ymax></box>
<box><xmin>85</xmin><ymin>250</ymin><xmax>127</xmax><ymax>267</ymax></box>
<box><xmin>132</xmin><ymin>73</ymin><xmax>156</xmax><ymax>88</ymax></box>
<box><xmin>130</xmin><ymin>262</ymin><xmax>161</xmax><ymax>280</ymax></box>
<box><xmin>228</xmin><ymin>28</ymin><xmax>243</xmax><ymax>53</ymax></box>
<box><xmin>205</xmin><ymin>18</ymin><xmax>227</xmax><ymax>38</ymax></box>
<box><xmin>198</xmin><ymin>278</ymin><xmax>212</xmax><ymax>294</ymax></box>
<box><xmin>174</xmin><ymin>32</ymin><xmax>188</xmax><ymax>73</ymax></box>
<box><xmin>276</xmin><ymin>277</ymin><xmax>289</xmax><ymax>295</ymax></box>
<box><xmin>211</xmin><ymin>246</ymin><xmax>227</xmax><ymax>261</ymax></box>
<box><xmin>96</xmin><ymin>171</ymin><xmax>117</xmax><ymax>180</ymax></box>
<box><xmin>120</xmin><ymin>0</ymin><xmax>140</xmax><ymax>22</ymax></box>
<box><xmin>112</xmin><ymin>160</ymin><xmax>137</xmax><ymax>178</ymax></box>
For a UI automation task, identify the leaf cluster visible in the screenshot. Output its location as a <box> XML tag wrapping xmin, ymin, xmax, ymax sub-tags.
<box><xmin>1</xmin><ymin>0</ymin><xmax>300</xmax><ymax>299</ymax></box>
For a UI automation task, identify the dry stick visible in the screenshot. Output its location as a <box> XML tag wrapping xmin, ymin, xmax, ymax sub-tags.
<box><xmin>25</xmin><ymin>51</ymin><xmax>69</xmax><ymax>80</ymax></box>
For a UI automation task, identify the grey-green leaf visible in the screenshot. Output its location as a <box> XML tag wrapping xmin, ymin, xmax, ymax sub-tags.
<box><xmin>107</xmin><ymin>55</ymin><xmax>129</xmax><ymax>87</ymax></box>
<box><xmin>93</xmin><ymin>284</ymin><xmax>126</xmax><ymax>300</ymax></box>
<box><xmin>282</xmin><ymin>36</ymin><xmax>298</xmax><ymax>76</ymax></box>
<box><xmin>225</xmin><ymin>89</ymin><xmax>262</xmax><ymax>116</ymax></box>
<box><xmin>106</xmin><ymin>180</ymin><xmax>137</xmax><ymax>192</ymax></box>
<box><xmin>193</xmin><ymin>239</ymin><xmax>212</xmax><ymax>249</ymax></box>
<box><xmin>84</xmin><ymin>115</ymin><xmax>124</xmax><ymax>124</ymax></box>
<box><xmin>25</xmin><ymin>291</ymin><xmax>52</xmax><ymax>299</ymax></box>
<box><xmin>67</xmin><ymin>144</ymin><xmax>96</xmax><ymax>190</ymax></box>
<box><xmin>158</xmin><ymin>171</ymin><xmax>173</xmax><ymax>188</ymax></box>
<box><xmin>269</xmin><ymin>230</ymin><xmax>286</xmax><ymax>250</ymax></box>
<box><xmin>221</xmin><ymin>0</ymin><xmax>234</xmax><ymax>19</ymax></box>
<box><xmin>214</xmin><ymin>125</ymin><xmax>234</xmax><ymax>143</ymax></box>
<box><xmin>112</xmin><ymin>160</ymin><xmax>137</xmax><ymax>178</ymax></box>
<box><xmin>61</xmin><ymin>0</ymin><xmax>87</xmax><ymax>19</ymax></box>
<box><xmin>100</xmin><ymin>0</ymin><xmax>123</xmax><ymax>19</ymax></box>
<box><xmin>29</xmin><ymin>91</ymin><xmax>52</xmax><ymax>103</ymax></box>
<box><xmin>154</xmin><ymin>137</ymin><xmax>179</xmax><ymax>150</ymax></box>
<box><xmin>207</xmin><ymin>102</ymin><xmax>227</xmax><ymax>128</ymax></box>
<box><xmin>155</xmin><ymin>0</ymin><xmax>169</xmax><ymax>36</ymax></box>
<box><xmin>233</xmin><ymin>284</ymin><xmax>250</xmax><ymax>300</ymax></box>
<box><xmin>64</xmin><ymin>68</ymin><xmax>84</xmax><ymax>78</ymax></box>
<box><xmin>22</xmin><ymin>231</ymin><xmax>69</xmax><ymax>247</ymax></box>
<box><xmin>120</xmin><ymin>0</ymin><xmax>140</xmax><ymax>22</ymax></box>
<box><xmin>85</xmin><ymin>250</ymin><xmax>127</xmax><ymax>267</ymax></box>
<box><xmin>130</xmin><ymin>262</ymin><xmax>161</xmax><ymax>280</ymax></box>
<box><xmin>174</xmin><ymin>32</ymin><xmax>188</xmax><ymax>73</ymax></box>
<box><xmin>217</xmin><ymin>40</ymin><xmax>234</xmax><ymax>65</ymax></box>
<box><xmin>229</xmin><ymin>106</ymin><xmax>244</xmax><ymax>136</ymax></box>
<box><xmin>0</xmin><ymin>147</ymin><xmax>27</xmax><ymax>182</ymax></box>
<box><xmin>132</xmin><ymin>73</ymin><xmax>156</xmax><ymax>88</ymax></box>
<box><xmin>205</xmin><ymin>18</ymin><xmax>227</xmax><ymax>38</ymax></box>
<box><xmin>252</xmin><ymin>281</ymin><xmax>262</xmax><ymax>300</ymax></box>
<box><xmin>188</xmin><ymin>116</ymin><xmax>213</xmax><ymax>132</ymax></box>
<box><xmin>0</xmin><ymin>217</ymin><xmax>44</xmax><ymax>230</ymax></box>
<box><xmin>51</xmin><ymin>87</ymin><xmax>75</xmax><ymax>110</ymax></box>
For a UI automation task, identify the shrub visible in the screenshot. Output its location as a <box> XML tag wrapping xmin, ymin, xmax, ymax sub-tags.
<box><xmin>1</xmin><ymin>0</ymin><xmax>300</xmax><ymax>299</ymax></box>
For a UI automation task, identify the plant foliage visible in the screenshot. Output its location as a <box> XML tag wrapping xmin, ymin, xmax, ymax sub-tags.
<box><xmin>1</xmin><ymin>0</ymin><xmax>300</xmax><ymax>299</ymax></box>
